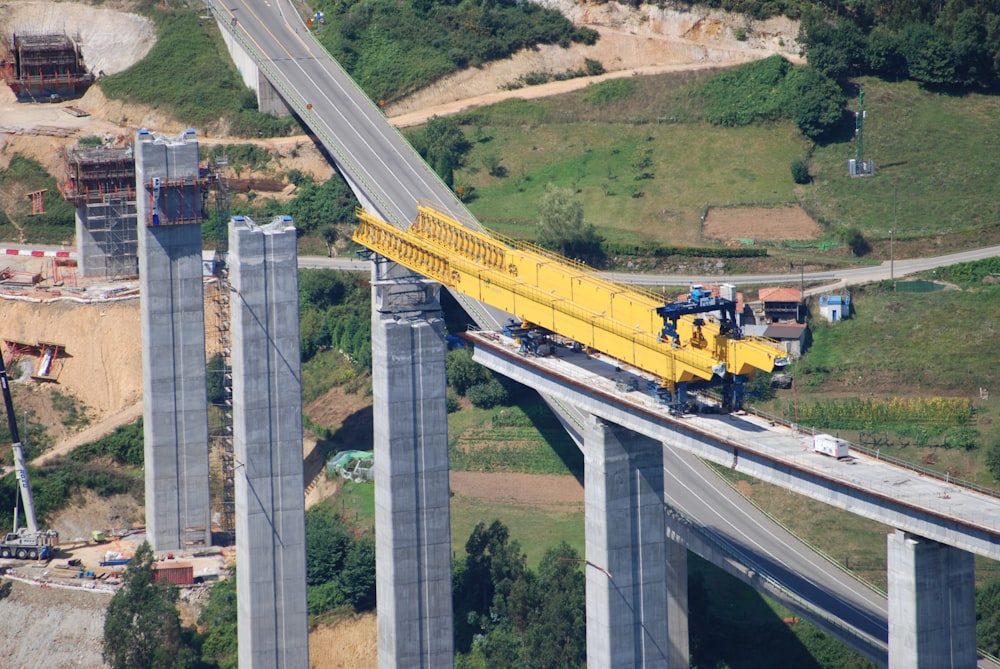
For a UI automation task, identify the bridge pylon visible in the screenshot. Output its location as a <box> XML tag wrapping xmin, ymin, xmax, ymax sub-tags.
<box><xmin>584</xmin><ymin>414</ymin><xmax>688</xmax><ymax>668</ymax></box>
<box><xmin>371</xmin><ymin>259</ymin><xmax>454</xmax><ymax>668</ymax></box>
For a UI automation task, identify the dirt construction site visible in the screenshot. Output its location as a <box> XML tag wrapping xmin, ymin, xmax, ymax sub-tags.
<box><xmin>0</xmin><ymin>0</ymin><xmax>800</xmax><ymax>666</ymax></box>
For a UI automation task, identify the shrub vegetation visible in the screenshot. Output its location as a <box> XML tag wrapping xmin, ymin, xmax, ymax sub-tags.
<box><xmin>312</xmin><ymin>0</ymin><xmax>597</xmax><ymax>102</ymax></box>
<box><xmin>0</xmin><ymin>155</ymin><xmax>76</xmax><ymax>242</ymax></box>
<box><xmin>99</xmin><ymin>8</ymin><xmax>299</xmax><ymax>137</ymax></box>
<box><xmin>698</xmin><ymin>55</ymin><xmax>844</xmax><ymax>140</ymax></box>
<box><xmin>298</xmin><ymin>269</ymin><xmax>372</xmax><ymax>366</ymax></box>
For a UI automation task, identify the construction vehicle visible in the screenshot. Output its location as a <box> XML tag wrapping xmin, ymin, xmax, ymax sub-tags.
<box><xmin>0</xmin><ymin>350</ymin><xmax>59</xmax><ymax>560</ymax></box>
<box><xmin>353</xmin><ymin>204</ymin><xmax>789</xmax><ymax>411</ymax></box>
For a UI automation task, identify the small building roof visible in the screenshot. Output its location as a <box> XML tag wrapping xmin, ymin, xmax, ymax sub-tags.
<box><xmin>819</xmin><ymin>294</ymin><xmax>851</xmax><ymax>306</ymax></box>
<box><xmin>758</xmin><ymin>287</ymin><xmax>802</xmax><ymax>303</ymax></box>
<box><xmin>764</xmin><ymin>323</ymin><xmax>808</xmax><ymax>341</ymax></box>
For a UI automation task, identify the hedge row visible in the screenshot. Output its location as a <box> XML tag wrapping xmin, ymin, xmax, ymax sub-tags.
<box><xmin>602</xmin><ymin>241</ymin><xmax>768</xmax><ymax>259</ymax></box>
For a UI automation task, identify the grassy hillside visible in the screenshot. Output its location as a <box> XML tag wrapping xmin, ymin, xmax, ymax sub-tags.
<box><xmin>454</xmin><ymin>70</ymin><xmax>1000</xmax><ymax>261</ymax></box>
<box><xmin>804</xmin><ymin>78</ymin><xmax>1000</xmax><ymax>243</ymax></box>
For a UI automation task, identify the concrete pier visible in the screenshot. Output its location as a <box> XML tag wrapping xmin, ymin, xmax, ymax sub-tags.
<box><xmin>230</xmin><ymin>215</ymin><xmax>309</xmax><ymax>669</ymax></box>
<box><xmin>887</xmin><ymin>529</ymin><xmax>975</xmax><ymax>669</ymax></box>
<box><xmin>371</xmin><ymin>262</ymin><xmax>453</xmax><ymax>669</ymax></box>
<box><xmin>136</xmin><ymin>129</ymin><xmax>211</xmax><ymax>552</ymax></box>
<box><xmin>584</xmin><ymin>414</ymin><xmax>680</xmax><ymax>668</ymax></box>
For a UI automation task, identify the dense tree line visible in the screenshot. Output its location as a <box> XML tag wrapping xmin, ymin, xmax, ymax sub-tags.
<box><xmin>798</xmin><ymin>2</ymin><xmax>1000</xmax><ymax>89</ymax></box>
<box><xmin>298</xmin><ymin>269</ymin><xmax>372</xmax><ymax>366</ymax></box>
<box><xmin>453</xmin><ymin>520</ymin><xmax>587</xmax><ymax>668</ymax></box>
<box><xmin>665</xmin><ymin>0</ymin><xmax>1000</xmax><ymax>89</ymax></box>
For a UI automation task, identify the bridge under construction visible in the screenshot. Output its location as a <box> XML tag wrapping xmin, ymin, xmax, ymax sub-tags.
<box><xmin>204</xmin><ymin>3</ymin><xmax>1000</xmax><ymax>667</ymax></box>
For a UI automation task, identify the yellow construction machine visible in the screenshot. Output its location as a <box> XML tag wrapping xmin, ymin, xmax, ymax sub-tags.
<box><xmin>353</xmin><ymin>204</ymin><xmax>788</xmax><ymax>410</ymax></box>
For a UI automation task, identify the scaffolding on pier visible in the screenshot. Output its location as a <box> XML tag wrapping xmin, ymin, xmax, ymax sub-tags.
<box><xmin>1</xmin><ymin>32</ymin><xmax>95</xmax><ymax>99</ymax></box>
<box><xmin>61</xmin><ymin>146</ymin><xmax>139</xmax><ymax>279</ymax></box>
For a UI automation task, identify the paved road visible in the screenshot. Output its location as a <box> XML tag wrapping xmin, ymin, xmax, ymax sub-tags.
<box><xmin>664</xmin><ymin>447</ymin><xmax>888</xmax><ymax>659</ymax></box>
<box><xmin>301</xmin><ymin>243</ymin><xmax>1000</xmax><ymax>291</ymax></box>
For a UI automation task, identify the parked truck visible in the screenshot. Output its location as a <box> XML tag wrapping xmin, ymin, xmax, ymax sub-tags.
<box><xmin>813</xmin><ymin>433</ymin><xmax>849</xmax><ymax>459</ymax></box>
<box><xmin>0</xmin><ymin>350</ymin><xmax>59</xmax><ymax>559</ymax></box>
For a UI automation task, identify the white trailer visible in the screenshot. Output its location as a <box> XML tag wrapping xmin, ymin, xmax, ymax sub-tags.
<box><xmin>813</xmin><ymin>433</ymin><xmax>849</xmax><ymax>458</ymax></box>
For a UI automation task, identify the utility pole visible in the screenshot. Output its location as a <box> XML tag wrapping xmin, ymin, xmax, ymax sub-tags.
<box><xmin>891</xmin><ymin>187</ymin><xmax>896</xmax><ymax>283</ymax></box>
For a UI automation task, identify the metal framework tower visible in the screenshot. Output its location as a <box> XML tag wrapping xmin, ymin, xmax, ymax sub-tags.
<box><xmin>0</xmin><ymin>31</ymin><xmax>94</xmax><ymax>99</ymax></box>
<box><xmin>849</xmin><ymin>89</ymin><xmax>873</xmax><ymax>177</ymax></box>
<box><xmin>207</xmin><ymin>154</ymin><xmax>235</xmax><ymax>542</ymax></box>
<box><xmin>207</xmin><ymin>272</ymin><xmax>235</xmax><ymax>541</ymax></box>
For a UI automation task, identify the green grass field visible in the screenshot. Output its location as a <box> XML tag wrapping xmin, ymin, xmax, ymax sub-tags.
<box><xmin>447</xmin><ymin>398</ymin><xmax>582</xmax><ymax>476</ymax></box>
<box><xmin>750</xmin><ymin>280</ymin><xmax>1000</xmax><ymax>483</ymax></box>
<box><xmin>450</xmin><ymin>495</ymin><xmax>584</xmax><ymax>569</ymax></box>
<box><xmin>462</xmin><ymin>120</ymin><xmax>804</xmax><ymax>245</ymax></box>
<box><xmin>454</xmin><ymin>71</ymin><xmax>1000</xmax><ymax>259</ymax></box>
<box><xmin>805</xmin><ymin>78</ymin><xmax>1000</xmax><ymax>241</ymax></box>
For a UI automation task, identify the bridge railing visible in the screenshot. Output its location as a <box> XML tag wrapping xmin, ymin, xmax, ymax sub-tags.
<box><xmin>204</xmin><ymin>0</ymin><xmax>398</xmax><ymax>223</ymax></box>
<box><xmin>737</xmin><ymin>403</ymin><xmax>1000</xmax><ymax>501</ymax></box>
<box><xmin>664</xmin><ymin>503</ymin><xmax>888</xmax><ymax>659</ymax></box>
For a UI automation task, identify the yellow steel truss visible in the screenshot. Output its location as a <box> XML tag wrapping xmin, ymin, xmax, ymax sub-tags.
<box><xmin>353</xmin><ymin>205</ymin><xmax>787</xmax><ymax>387</ymax></box>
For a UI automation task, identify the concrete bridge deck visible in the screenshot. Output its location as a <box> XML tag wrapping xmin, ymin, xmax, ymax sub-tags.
<box><xmin>466</xmin><ymin>330</ymin><xmax>1000</xmax><ymax>561</ymax></box>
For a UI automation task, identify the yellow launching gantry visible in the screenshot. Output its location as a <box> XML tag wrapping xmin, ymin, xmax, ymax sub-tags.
<box><xmin>353</xmin><ymin>204</ymin><xmax>789</xmax><ymax>410</ymax></box>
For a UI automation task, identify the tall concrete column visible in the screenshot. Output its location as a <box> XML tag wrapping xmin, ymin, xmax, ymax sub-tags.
<box><xmin>371</xmin><ymin>261</ymin><xmax>453</xmax><ymax>669</ymax></box>
<box><xmin>664</xmin><ymin>529</ymin><xmax>689</xmax><ymax>666</ymax></box>
<box><xmin>585</xmin><ymin>414</ymin><xmax>681</xmax><ymax>668</ymax></box>
<box><xmin>136</xmin><ymin>129</ymin><xmax>211</xmax><ymax>552</ymax></box>
<box><xmin>887</xmin><ymin>529</ymin><xmax>975</xmax><ymax>669</ymax></box>
<box><xmin>230</xmin><ymin>215</ymin><xmax>308</xmax><ymax>669</ymax></box>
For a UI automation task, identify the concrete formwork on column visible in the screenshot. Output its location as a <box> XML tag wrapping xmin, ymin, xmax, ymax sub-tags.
<box><xmin>887</xmin><ymin>529</ymin><xmax>975</xmax><ymax>669</ymax></box>
<box><xmin>230</xmin><ymin>215</ymin><xmax>309</xmax><ymax>669</ymax></box>
<box><xmin>136</xmin><ymin>129</ymin><xmax>211</xmax><ymax>552</ymax></box>
<box><xmin>371</xmin><ymin>261</ymin><xmax>453</xmax><ymax>669</ymax></box>
<box><xmin>585</xmin><ymin>414</ymin><xmax>682</xmax><ymax>668</ymax></box>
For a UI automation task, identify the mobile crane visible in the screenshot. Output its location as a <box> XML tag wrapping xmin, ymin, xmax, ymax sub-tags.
<box><xmin>353</xmin><ymin>204</ymin><xmax>788</xmax><ymax>410</ymax></box>
<box><xmin>0</xmin><ymin>350</ymin><xmax>58</xmax><ymax>560</ymax></box>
